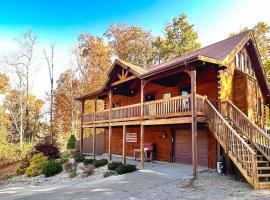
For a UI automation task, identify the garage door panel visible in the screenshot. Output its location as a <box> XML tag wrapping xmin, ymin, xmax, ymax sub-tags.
<box><xmin>174</xmin><ymin>129</ymin><xmax>208</xmax><ymax>167</ymax></box>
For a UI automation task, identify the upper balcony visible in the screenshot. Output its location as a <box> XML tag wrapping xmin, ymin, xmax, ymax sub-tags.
<box><xmin>82</xmin><ymin>94</ymin><xmax>206</xmax><ymax>127</ymax></box>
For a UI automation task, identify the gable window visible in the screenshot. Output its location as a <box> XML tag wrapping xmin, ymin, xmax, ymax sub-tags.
<box><xmin>145</xmin><ymin>93</ymin><xmax>156</xmax><ymax>102</ymax></box>
<box><xmin>241</xmin><ymin>52</ymin><xmax>245</xmax><ymax>72</ymax></box>
<box><xmin>257</xmin><ymin>98</ymin><xmax>262</xmax><ymax>117</ymax></box>
<box><xmin>235</xmin><ymin>53</ymin><xmax>240</xmax><ymax>69</ymax></box>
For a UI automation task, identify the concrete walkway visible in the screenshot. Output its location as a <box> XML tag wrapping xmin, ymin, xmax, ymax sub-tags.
<box><xmin>0</xmin><ymin>157</ymin><xmax>207</xmax><ymax>200</ymax></box>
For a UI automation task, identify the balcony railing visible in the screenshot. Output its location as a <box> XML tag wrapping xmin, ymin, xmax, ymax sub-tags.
<box><xmin>83</xmin><ymin>94</ymin><xmax>206</xmax><ymax>124</ymax></box>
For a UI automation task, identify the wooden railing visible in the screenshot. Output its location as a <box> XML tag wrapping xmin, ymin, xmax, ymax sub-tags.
<box><xmin>83</xmin><ymin>95</ymin><xmax>206</xmax><ymax>123</ymax></box>
<box><xmin>221</xmin><ymin>100</ymin><xmax>270</xmax><ymax>162</ymax></box>
<box><xmin>111</xmin><ymin>103</ymin><xmax>141</xmax><ymax>121</ymax></box>
<box><xmin>143</xmin><ymin>95</ymin><xmax>191</xmax><ymax>118</ymax></box>
<box><xmin>205</xmin><ymin>99</ymin><xmax>257</xmax><ymax>185</ymax></box>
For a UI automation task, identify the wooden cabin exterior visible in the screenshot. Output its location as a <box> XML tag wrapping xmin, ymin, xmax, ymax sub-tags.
<box><xmin>76</xmin><ymin>31</ymin><xmax>270</xmax><ymax>189</ymax></box>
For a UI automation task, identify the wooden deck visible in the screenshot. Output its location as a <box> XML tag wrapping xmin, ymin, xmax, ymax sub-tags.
<box><xmin>82</xmin><ymin>94</ymin><xmax>206</xmax><ymax>127</ymax></box>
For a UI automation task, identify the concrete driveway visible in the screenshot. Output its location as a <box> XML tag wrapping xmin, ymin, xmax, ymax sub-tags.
<box><xmin>0</xmin><ymin>162</ymin><xmax>207</xmax><ymax>200</ymax></box>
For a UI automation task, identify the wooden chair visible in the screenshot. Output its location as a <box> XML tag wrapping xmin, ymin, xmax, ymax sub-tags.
<box><xmin>134</xmin><ymin>143</ymin><xmax>154</xmax><ymax>161</ymax></box>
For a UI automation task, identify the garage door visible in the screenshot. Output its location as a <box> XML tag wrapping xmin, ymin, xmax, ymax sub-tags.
<box><xmin>174</xmin><ymin>129</ymin><xmax>208</xmax><ymax>167</ymax></box>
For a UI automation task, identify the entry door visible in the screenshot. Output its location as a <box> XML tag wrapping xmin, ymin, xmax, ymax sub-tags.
<box><xmin>174</xmin><ymin>129</ymin><xmax>208</xmax><ymax>167</ymax></box>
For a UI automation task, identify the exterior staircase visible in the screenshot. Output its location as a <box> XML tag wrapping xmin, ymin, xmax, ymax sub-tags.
<box><xmin>204</xmin><ymin>98</ymin><xmax>270</xmax><ymax>189</ymax></box>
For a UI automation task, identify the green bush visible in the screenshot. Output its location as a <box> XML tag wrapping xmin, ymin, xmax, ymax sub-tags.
<box><xmin>73</xmin><ymin>152</ymin><xmax>85</xmax><ymax>163</ymax></box>
<box><xmin>60</xmin><ymin>152</ymin><xmax>70</xmax><ymax>164</ymax></box>
<box><xmin>42</xmin><ymin>160</ymin><xmax>63</xmax><ymax>177</ymax></box>
<box><xmin>69</xmin><ymin>170</ymin><xmax>77</xmax><ymax>178</ymax></box>
<box><xmin>16</xmin><ymin>156</ymin><xmax>30</xmax><ymax>175</ymax></box>
<box><xmin>84</xmin><ymin>159</ymin><xmax>95</xmax><ymax>165</ymax></box>
<box><xmin>93</xmin><ymin>159</ymin><xmax>108</xmax><ymax>168</ymax></box>
<box><xmin>25</xmin><ymin>153</ymin><xmax>48</xmax><ymax>177</ymax></box>
<box><xmin>67</xmin><ymin>134</ymin><xmax>76</xmax><ymax>149</ymax></box>
<box><xmin>116</xmin><ymin>164</ymin><xmax>136</xmax><ymax>175</ymax></box>
<box><xmin>103</xmin><ymin>170</ymin><xmax>117</xmax><ymax>178</ymax></box>
<box><xmin>108</xmin><ymin>162</ymin><xmax>123</xmax><ymax>171</ymax></box>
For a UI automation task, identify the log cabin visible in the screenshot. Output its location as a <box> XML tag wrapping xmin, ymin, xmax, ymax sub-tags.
<box><xmin>76</xmin><ymin>31</ymin><xmax>270</xmax><ymax>189</ymax></box>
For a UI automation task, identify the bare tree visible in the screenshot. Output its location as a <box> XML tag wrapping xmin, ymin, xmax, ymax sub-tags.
<box><xmin>44</xmin><ymin>42</ymin><xmax>55</xmax><ymax>143</ymax></box>
<box><xmin>3</xmin><ymin>30</ymin><xmax>37</xmax><ymax>147</ymax></box>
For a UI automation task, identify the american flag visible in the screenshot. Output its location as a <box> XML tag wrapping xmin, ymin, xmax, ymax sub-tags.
<box><xmin>126</xmin><ymin>132</ymin><xmax>137</xmax><ymax>143</ymax></box>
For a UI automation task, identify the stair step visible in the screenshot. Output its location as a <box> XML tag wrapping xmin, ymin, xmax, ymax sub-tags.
<box><xmin>258</xmin><ymin>174</ymin><xmax>270</xmax><ymax>178</ymax></box>
<box><xmin>257</xmin><ymin>167</ymin><xmax>270</xmax><ymax>170</ymax></box>
<box><xmin>257</xmin><ymin>160</ymin><xmax>268</xmax><ymax>164</ymax></box>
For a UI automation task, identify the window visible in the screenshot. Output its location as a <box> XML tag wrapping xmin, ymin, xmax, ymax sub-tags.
<box><xmin>180</xmin><ymin>86</ymin><xmax>191</xmax><ymax>96</ymax></box>
<box><xmin>113</xmin><ymin>101</ymin><xmax>121</xmax><ymax>108</ymax></box>
<box><xmin>235</xmin><ymin>54</ymin><xmax>240</xmax><ymax>69</ymax></box>
<box><xmin>257</xmin><ymin>98</ymin><xmax>262</xmax><ymax>116</ymax></box>
<box><xmin>145</xmin><ymin>93</ymin><xmax>156</xmax><ymax>102</ymax></box>
<box><xmin>241</xmin><ymin>53</ymin><xmax>245</xmax><ymax>72</ymax></box>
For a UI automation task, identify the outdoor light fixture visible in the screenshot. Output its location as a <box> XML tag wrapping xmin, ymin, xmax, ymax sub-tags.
<box><xmin>162</xmin><ymin>133</ymin><xmax>166</xmax><ymax>139</ymax></box>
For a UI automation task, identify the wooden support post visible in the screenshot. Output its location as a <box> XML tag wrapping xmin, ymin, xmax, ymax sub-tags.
<box><xmin>108</xmin><ymin>90</ymin><xmax>112</xmax><ymax>161</ymax></box>
<box><xmin>140</xmin><ymin>124</ymin><xmax>144</xmax><ymax>168</ymax></box>
<box><xmin>191</xmin><ymin>69</ymin><xmax>198</xmax><ymax>179</ymax></box>
<box><xmin>80</xmin><ymin>100</ymin><xmax>85</xmax><ymax>154</ymax></box>
<box><xmin>123</xmin><ymin>125</ymin><xmax>126</xmax><ymax>164</ymax></box>
<box><xmin>93</xmin><ymin>127</ymin><xmax>96</xmax><ymax>159</ymax></box>
<box><xmin>140</xmin><ymin>80</ymin><xmax>145</xmax><ymax>169</ymax></box>
<box><xmin>93</xmin><ymin>99</ymin><xmax>97</xmax><ymax>159</ymax></box>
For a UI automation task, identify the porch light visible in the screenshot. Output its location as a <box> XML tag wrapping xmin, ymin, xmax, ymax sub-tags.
<box><xmin>131</xmin><ymin>90</ymin><xmax>134</xmax><ymax>94</ymax></box>
<box><xmin>162</xmin><ymin>133</ymin><xmax>166</xmax><ymax>139</ymax></box>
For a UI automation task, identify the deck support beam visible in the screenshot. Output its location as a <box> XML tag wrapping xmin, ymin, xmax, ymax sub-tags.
<box><xmin>140</xmin><ymin>80</ymin><xmax>146</xmax><ymax>169</ymax></box>
<box><xmin>122</xmin><ymin>125</ymin><xmax>126</xmax><ymax>164</ymax></box>
<box><xmin>108</xmin><ymin>89</ymin><xmax>112</xmax><ymax>161</ymax></box>
<box><xmin>93</xmin><ymin>99</ymin><xmax>97</xmax><ymax>159</ymax></box>
<box><xmin>80</xmin><ymin>100</ymin><xmax>85</xmax><ymax>154</ymax></box>
<box><xmin>191</xmin><ymin>68</ymin><xmax>198</xmax><ymax>179</ymax></box>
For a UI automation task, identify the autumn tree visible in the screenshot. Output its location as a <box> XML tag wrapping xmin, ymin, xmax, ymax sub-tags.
<box><xmin>77</xmin><ymin>34</ymin><xmax>112</xmax><ymax>93</ymax></box>
<box><xmin>104</xmin><ymin>23</ymin><xmax>156</xmax><ymax>68</ymax></box>
<box><xmin>153</xmin><ymin>14</ymin><xmax>201</xmax><ymax>62</ymax></box>
<box><xmin>53</xmin><ymin>69</ymin><xmax>81</xmax><ymax>143</ymax></box>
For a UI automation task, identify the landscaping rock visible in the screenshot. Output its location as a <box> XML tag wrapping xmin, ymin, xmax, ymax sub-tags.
<box><xmin>76</xmin><ymin>163</ymin><xmax>94</xmax><ymax>177</ymax></box>
<box><xmin>63</xmin><ymin>161</ymin><xmax>77</xmax><ymax>172</ymax></box>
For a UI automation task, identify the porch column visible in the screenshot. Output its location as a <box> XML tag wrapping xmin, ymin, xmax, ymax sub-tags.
<box><xmin>93</xmin><ymin>99</ymin><xmax>97</xmax><ymax>158</ymax></box>
<box><xmin>191</xmin><ymin>68</ymin><xmax>198</xmax><ymax>179</ymax></box>
<box><xmin>123</xmin><ymin>125</ymin><xmax>126</xmax><ymax>164</ymax></box>
<box><xmin>140</xmin><ymin>80</ymin><xmax>145</xmax><ymax>169</ymax></box>
<box><xmin>108</xmin><ymin>89</ymin><xmax>112</xmax><ymax>161</ymax></box>
<box><xmin>80</xmin><ymin>100</ymin><xmax>85</xmax><ymax>154</ymax></box>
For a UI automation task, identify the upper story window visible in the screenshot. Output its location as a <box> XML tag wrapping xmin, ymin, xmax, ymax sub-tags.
<box><xmin>145</xmin><ymin>93</ymin><xmax>156</xmax><ymax>102</ymax></box>
<box><xmin>179</xmin><ymin>86</ymin><xmax>191</xmax><ymax>96</ymax></box>
<box><xmin>235</xmin><ymin>53</ymin><xmax>240</xmax><ymax>69</ymax></box>
<box><xmin>241</xmin><ymin>53</ymin><xmax>245</xmax><ymax>72</ymax></box>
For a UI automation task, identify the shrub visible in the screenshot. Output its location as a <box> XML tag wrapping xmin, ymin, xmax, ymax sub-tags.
<box><xmin>103</xmin><ymin>170</ymin><xmax>117</xmax><ymax>178</ymax></box>
<box><xmin>42</xmin><ymin>160</ymin><xmax>63</xmax><ymax>177</ymax></box>
<box><xmin>16</xmin><ymin>156</ymin><xmax>30</xmax><ymax>175</ymax></box>
<box><xmin>108</xmin><ymin>162</ymin><xmax>123</xmax><ymax>171</ymax></box>
<box><xmin>73</xmin><ymin>152</ymin><xmax>85</xmax><ymax>163</ymax></box>
<box><xmin>115</xmin><ymin>164</ymin><xmax>136</xmax><ymax>175</ymax></box>
<box><xmin>67</xmin><ymin>134</ymin><xmax>76</xmax><ymax>149</ymax></box>
<box><xmin>25</xmin><ymin>153</ymin><xmax>48</xmax><ymax>177</ymax></box>
<box><xmin>93</xmin><ymin>159</ymin><xmax>108</xmax><ymax>168</ymax></box>
<box><xmin>31</xmin><ymin>142</ymin><xmax>60</xmax><ymax>160</ymax></box>
<box><xmin>60</xmin><ymin>152</ymin><xmax>70</xmax><ymax>164</ymax></box>
<box><xmin>84</xmin><ymin>159</ymin><xmax>95</xmax><ymax>165</ymax></box>
<box><xmin>69</xmin><ymin>170</ymin><xmax>77</xmax><ymax>178</ymax></box>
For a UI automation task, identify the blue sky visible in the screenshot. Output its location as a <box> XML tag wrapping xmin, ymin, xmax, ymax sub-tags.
<box><xmin>0</xmin><ymin>0</ymin><xmax>269</xmax><ymax>99</ymax></box>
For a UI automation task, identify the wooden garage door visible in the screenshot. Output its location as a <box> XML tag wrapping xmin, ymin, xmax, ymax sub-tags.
<box><xmin>174</xmin><ymin>129</ymin><xmax>208</xmax><ymax>167</ymax></box>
